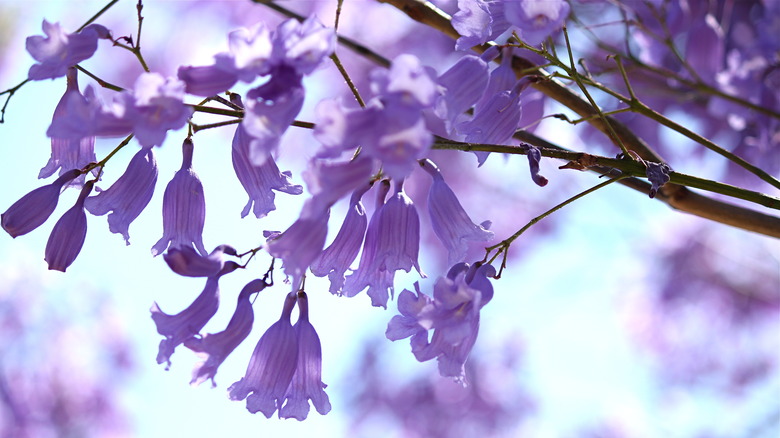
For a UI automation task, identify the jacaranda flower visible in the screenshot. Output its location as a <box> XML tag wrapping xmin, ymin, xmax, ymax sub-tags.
<box><xmin>85</xmin><ymin>148</ymin><xmax>157</xmax><ymax>244</ymax></box>
<box><xmin>152</xmin><ymin>138</ymin><xmax>208</xmax><ymax>257</ymax></box>
<box><xmin>44</xmin><ymin>180</ymin><xmax>94</xmax><ymax>272</ymax></box>
<box><xmin>119</xmin><ymin>73</ymin><xmax>193</xmax><ymax>148</ymax></box>
<box><xmin>451</xmin><ymin>0</ymin><xmax>510</xmax><ymax>51</ymax></box>
<box><xmin>26</xmin><ymin>20</ymin><xmax>109</xmax><ymax>80</ymax></box>
<box><xmin>266</xmin><ymin>199</ymin><xmax>330</xmax><ymax>286</ymax></box>
<box><xmin>185</xmin><ymin>278</ymin><xmax>269</xmax><ymax>387</ymax></box>
<box><xmin>229</xmin><ymin>292</ymin><xmax>299</xmax><ymax>418</ymax></box>
<box><xmin>40</xmin><ymin>68</ymin><xmax>96</xmax><ymax>183</ymax></box>
<box><xmin>164</xmin><ymin>244</ymin><xmax>237</xmax><ymax>278</ymax></box>
<box><xmin>151</xmin><ymin>261</ymin><xmax>240</xmax><ymax>369</ymax></box>
<box><xmin>504</xmin><ymin>0</ymin><xmax>570</xmax><ymax>47</ymax></box>
<box><xmin>279</xmin><ymin>291</ymin><xmax>331</xmax><ymax>420</ymax></box>
<box><xmin>1</xmin><ymin>169</ymin><xmax>80</xmax><ymax>238</ymax></box>
<box><xmin>420</xmin><ymin>159</ymin><xmax>493</xmax><ymax>264</ymax></box>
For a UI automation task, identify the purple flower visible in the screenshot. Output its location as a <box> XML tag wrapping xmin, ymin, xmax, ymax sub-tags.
<box><xmin>646</xmin><ymin>162</ymin><xmax>672</xmax><ymax>198</ymax></box>
<box><xmin>85</xmin><ymin>148</ymin><xmax>157</xmax><ymax>244</ymax></box>
<box><xmin>229</xmin><ymin>292</ymin><xmax>299</xmax><ymax>418</ymax></box>
<box><xmin>503</xmin><ymin>0</ymin><xmax>570</xmax><ymax>47</ymax></box>
<box><xmin>46</xmin><ymin>85</ymin><xmax>134</xmax><ymax>141</ymax></box>
<box><xmin>151</xmin><ymin>138</ymin><xmax>207</xmax><ymax>257</ymax></box>
<box><xmin>271</xmin><ymin>16</ymin><xmax>336</xmax><ymax>76</ymax></box>
<box><xmin>164</xmin><ymin>244</ymin><xmax>237</xmax><ymax>278</ymax></box>
<box><xmin>343</xmin><ymin>180</ymin><xmax>424</xmax><ymax>308</ymax></box>
<box><xmin>231</xmin><ymin>124</ymin><xmax>302</xmax><ymax>219</ymax></box>
<box><xmin>279</xmin><ymin>291</ymin><xmax>331</xmax><ymax>420</ymax></box>
<box><xmin>119</xmin><ymin>73</ymin><xmax>193</xmax><ymax>148</ymax></box>
<box><xmin>310</xmin><ymin>184</ymin><xmax>372</xmax><ymax>294</ymax></box>
<box><xmin>519</xmin><ymin>143</ymin><xmax>548</xmax><ymax>187</ymax></box>
<box><xmin>185</xmin><ymin>278</ymin><xmax>268</xmax><ymax>387</ymax></box>
<box><xmin>451</xmin><ymin>0</ymin><xmax>510</xmax><ymax>50</ymax></box>
<box><xmin>386</xmin><ymin>262</ymin><xmax>497</xmax><ymax>382</ymax></box>
<box><xmin>39</xmin><ymin>68</ymin><xmax>96</xmax><ymax>182</ymax></box>
<box><xmin>151</xmin><ymin>261</ymin><xmax>240</xmax><ymax>369</ymax></box>
<box><xmin>1</xmin><ymin>169</ymin><xmax>81</xmax><ymax>238</ymax></box>
<box><xmin>241</xmin><ymin>67</ymin><xmax>305</xmax><ymax>165</ymax></box>
<box><xmin>26</xmin><ymin>21</ymin><xmax>108</xmax><ymax>80</ymax></box>
<box><xmin>44</xmin><ymin>180</ymin><xmax>94</xmax><ymax>272</ymax></box>
<box><xmin>435</xmin><ymin>54</ymin><xmax>490</xmax><ymax>133</ymax></box>
<box><xmin>420</xmin><ymin>159</ymin><xmax>493</xmax><ymax>264</ymax></box>
<box><xmin>303</xmin><ymin>156</ymin><xmax>374</xmax><ymax>214</ymax></box>
<box><xmin>266</xmin><ymin>199</ymin><xmax>330</xmax><ymax>285</ymax></box>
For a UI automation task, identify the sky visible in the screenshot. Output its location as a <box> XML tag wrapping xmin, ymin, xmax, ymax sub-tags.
<box><xmin>0</xmin><ymin>1</ymin><xmax>778</xmax><ymax>437</ymax></box>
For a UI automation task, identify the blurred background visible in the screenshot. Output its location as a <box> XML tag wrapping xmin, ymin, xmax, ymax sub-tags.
<box><xmin>0</xmin><ymin>1</ymin><xmax>778</xmax><ymax>437</ymax></box>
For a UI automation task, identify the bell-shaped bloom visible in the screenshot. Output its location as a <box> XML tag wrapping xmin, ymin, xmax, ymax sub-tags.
<box><xmin>85</xmin><ymin>148</ymin><xmax>157</xmax><ymax>244</ymax></box>
<box><xmin>151</xmin><ymin>261</ymin><xmax>240</xmax><ymax>369</ymax></box>
<box><xmin>503</xmin><ymin>0</ymin><xmax>570</xmax><ymax>47</ymax></box>
<box><xmin>451</xmin><ymin>0</ymin><xmax>510</xmax><ymax>50</ymax></box>
<box><xmin>386</xmin><ymin>262</ymin><xmax>496</xmax><ymax>382</ymax></box>
<box><xmin>279</xmin><ymin>291</ymin><xmax>331</xmax><ymax>420</ymax></box>
<box><xmin>44</xmin><ymin>180</ymin><xmax>94</xmax><ymax>272</ymax></box>
<box><xmin>185</xmin><ymin>278</ymin><xmax>269</xmax><ymax>387</ymax></box>
<box><xmin>271</xmin><ymin>16</ymin><xmax>336</xmax><ymax>76</ymax></box>
<box><xmin>242</xmin><ymin>67</ymin><xmax>305</xmax><ymax>165</ymax></box>
<box><xmin>164</xmin><ymin>244</ymin><xmax>237</xmax><ymax>278</ymax></box>
<box><xmin>266</xmin><ymin>199</ymin><xmax>330</xmax><ymax>286</ymax></box>
<box><xmin>152</xmin><ymin>139</ymin><xmax>207</xmax><ymax>256</ymax></box>
<box><xmin>343</xmin><ymin>181</ymin><xmax>424</xmax><ymax>308</ymax></box>
<box><xmin>119</xmin><ymin>73</ymin><xmax>194</xmax><ymax>148</ymax></box>
<box><xmin>310</xmin><ymin>184</ymin><xmax>371</xmax><ymax>294</ymax></box>
<box><xmin>46</xmin><ymin>85</ymin><xmax>134</xmax><ymax>141</ymax></box>
<box><xmin>231</xmin><ymin>124</ymin><xmax>302</xmax><ymax>219</ymax></box>
<box><xmin>26</xmin><ymin>20</ymin><xmax>109</xmax><ymax>80</ymax></box>
<box><xmin>1</xmin><ymin>169</ymin><xmax>80</xmax><ymax>238</ymax></box>
<box><xmin>421</xmin><ymin>159</ymin><xmax>493</xmax><ymax>264</ymax></box>
<box><xmin>303</xmin><ymin>156</ymin><xmax>374</xmax><ymax>214</ymax></box>
<box><xmin>435</xmin><ymin>54</ymin><xmax>490</xmax><ymax>133</ymax></box>
<box><xmin>40</xmin><ymin>68</ymin><xmax>96</xmax><ymax>182</ymax></box>
<box><xmin>229</xmin><ymin>292</ymin><xmax>299</xmax><ymax>418</ymax></box>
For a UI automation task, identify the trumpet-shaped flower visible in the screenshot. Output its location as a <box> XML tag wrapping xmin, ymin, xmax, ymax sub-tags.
<box><xmin>1</xmin><ymin>169</ymin><xmax>81</xmax><ymax>238</ymax></box>
<box><xmin>280</xmin><ymin>292</ymin><xmax>331</xmax><ymax>420</ymax></box>
<box><xmin>26</xmin><ymin>20</ymin><xmax>109</xmax><ymax>80</ymax></box>
<box><xmin>151</xmin><ymin>261</ymin><xmax>240</xmax><ymax>368</ymax></box>
<box><xmin>420</xmin><ymin>159</ymin><xmax>493</xmax><ymax>264</ymax></box>
<box><xmin>185</xmin><ymin>278</ymin><xmax>269</xmax><ymax>386</ymax></box>
<box><xmin>44</xmin><ymin>180</ymin><xmax>94</xmax><ymax>272</ymax></box>
<box><xmin>266</xmin><ymin>199</ymin><xmax>330</xmax><ymax>285</ymax></box>
<box><xmin>164</xmin><ymin>244</ymin><xmax>237</xmax><ymax>278</ymax></box>
<box><xmin>151</xmin><ymin>138</ymin><xmax>207</xmax><ymax>257</ymax></box>
<box><xmin>85</xmin><ymin>148</ymin><xmax>157</xmax><ymax>244</ymax></box>
<box><xmin>229</xmin><ymin>292</ymin><xmax>299</xmax><ymax>418</ymax></box>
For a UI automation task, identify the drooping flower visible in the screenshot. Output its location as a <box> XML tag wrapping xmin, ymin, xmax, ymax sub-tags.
<box><xmin>451</xmin><ymin>0</ymin><xmax>510</xmax><ymax>51</ymax></box>
<box><xmin>151</xmin><ymin>138</ymin><xmax>207</xmax><ymax>257</ymax></box>
<box><xmin>151</xmin><ymin>261</ymin><xmax>240</xmax><ymax>369</ymax></box>
<box><xmin>185</xmin><ymin>278</ymin><xmax>269</xmax><ymax>387</ymax></box>
<box><xmin>310</xmin><ymin>183</ymin><xmax>372</xmax><ymax>294</ymax></box>
<box><xmin>26</xmin><ymin>20</ymin><xmax>109</xmax><ymax>81</ymax></box>
<box><xmin>44</xmin><ymin>180</ymin><xmax>94</xmax><ymax>272</ymax></box>
<box><xmin>39</xmin><ymin>68</ymin><xmax>96</xmax><ymax>183</ymax></box>
<box><xmin>303</xmin><ymin>156</ymin><xmax>374</xmax><ymax>214</ymax></box>
<box><xmin>420</xmin><ymin>159</ymin><xmax>493</xmax><ymax>264</ymax></box>
<box><xmin>343</xmin><ymin>180</ymin><xmax>424</xmax><ymax>308</ymax></box>
<box><xmin>1</xmin><ymin>169</ymin><xmax>81</xmax><ymax>238</ymax></box>
<box><xmin>85</xmin><ymin>148</ymin><xmax>157</xmax><ymax>244</ymax></box>
<box><xmin>164</xmin><ymin>244</ymin><xmax>237</xmax><ymax>278</ymax></box>
<box><xmin>279</xmin><ymin>291</ymin><xmax>331</xmax><ymax>420</ymax></box>
<box><xmin>266</xmin><ymin>199</ymin><xmax>330</xmax><ymax>286</ymax></box>
<box><xmin>46</xmin><ymin>84</ymin><xmax>133</xmax><ymax>142</ymax></box>
<box><xmin>231</xmin><ymin>123</ymin><xmax>302</xmax><ymax>219</ymax></box>
<box><xmin>434</xmin><ymin>54</ymin><xmax>490</xmax><ymax>133</ymax></box>
<box><xmin>387</xmin><ymin>262</ymin><xmax>497</xmax><ymax>382</ymax></box>
<box><xmin>229</xmin><ymin>292</ymin><xmax>299</xmax><ymax>418</ymax></box>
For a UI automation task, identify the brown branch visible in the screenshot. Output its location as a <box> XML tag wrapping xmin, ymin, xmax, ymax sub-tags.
<box><xmin>377</xmin><ymin>0</ymin><xmax>780</xmax><ymax>239</ymax></box>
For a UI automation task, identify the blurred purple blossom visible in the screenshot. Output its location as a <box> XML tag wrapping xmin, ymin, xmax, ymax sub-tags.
<box><xmin>85</xmin><ymin>148</ymin><xmax>157</xmax><ymax>244</ymax></box>
<box><xmin>151</xmin><ymin>138</ymin><xmax>207</xmax><ymax>257</ymax></box>
<box><xmin>504</xmin><ymin>0</ymin><xmax>571</xmax><ymax>47</ymax></box>
<box><xmin>1</xmin><ymin>169</ymin><xmax>81</xmax><ymax>238</ymax></box>
<box><xmin>26</xmin><ymin>21</ymin><xmax>108</xmax><ymax>80</ymax></box>
<box><xmin>44</xmin><ymin>180</ymin><xmax>93</xmax><ymax>272</ymax></box>
<box><xmin>164</xmin><ymin>244</ymin><xmax>237</xmax><ymax>278</ymax></box>
<box><xmin>119</xmin><ymin>73</ymin><xmax>193</xmax><ymax>148</ymax></box>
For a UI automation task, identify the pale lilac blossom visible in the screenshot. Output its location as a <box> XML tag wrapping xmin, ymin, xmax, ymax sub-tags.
<box><xmin>504</xmin><ymin>0</ymin><xmax>571</xmax><ymax>47</ymax></box>
<box><xmin>151</xmin><ymin>138</ymin><xmax>207</xmax><ymax>257</ymax></box>
<box><xmin>1</xmin><ymin>169</ymin><xmax>81</xmax><ymax>238</ymax></box>
<box><xmin>280</xmin><ymin>292</ymin><xmax>331</xmax><ymax>420</ymax></box>
<box><xmin>451</xmin><ymin>0</ymin><xmax>510</xmax><ymax>51</ymax></box>
<box><xmin>151</xmin><ymin>261</ymin><xmax>240</xmax><ymax>368</ymax></box>
<box><xmin>229</xmin><ymin>292</ymin><xmax>299</xmax><ymax>418</ymax></box>
<box><xmin>420</xmin><ymin>159</ymin><xmax>493</xmax><ymax>264</ymax></box>
<box><xmin>26</xmin><ymin>20</ymin><xmax>108</xmax><ymax>80</ymax></box>
<box><xmin>271</xmin><ymin>16</ymin><xmax>336</xmax><ymax>76</ymax></box>
<box><xmin>44</xmin><ymin>180</ymin><xmax>94</xmax><ymax>272</ymax></box>
<box><xmin>85</xmin><ymin>148</ymin><xmax>157</xmax><ymax>244</ymax></box>
<box><xmin>185</xmin><ymin>278</ymin><xmax>269</xmax><ymax>386</ymax></box>
<box><xmin>164</xmin><ymin>244</ymin><xmax>237</xmax><ymax>278</ymax></box>
<box><xmin>119</xmin><ymin>73</ymin><xmax>193</xmax><ymax>148</ymax></box>
<box><xmin>266</xmin><ymin>199</ymin><xmax>330</xmax><ymax>284</ymax></box>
